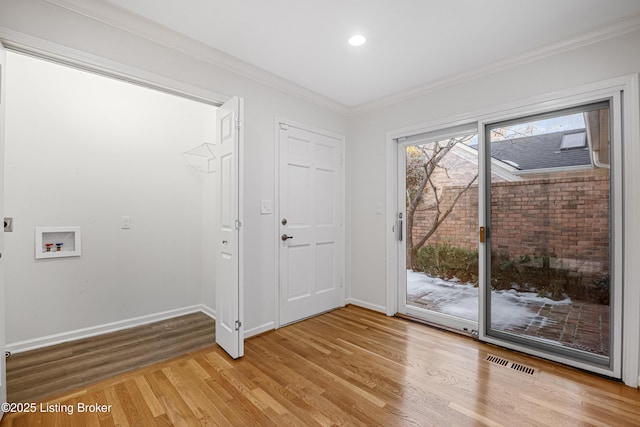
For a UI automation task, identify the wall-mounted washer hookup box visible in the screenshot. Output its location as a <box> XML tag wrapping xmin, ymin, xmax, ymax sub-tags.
<box><xmin>35</xmin><ymin>226</ymin><xmax>81</xmax><ymax>259</ymax></box>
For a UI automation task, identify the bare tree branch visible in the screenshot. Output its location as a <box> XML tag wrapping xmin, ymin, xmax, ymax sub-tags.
<box><xmin>414</xmin><ymin>174</ymin><xmax>478</xmax><ymax>250</ymax></box>
<box><xmin>405</xmin><ymin>135</ymin><xmax>478</xmax><ymax>268</ymax></box>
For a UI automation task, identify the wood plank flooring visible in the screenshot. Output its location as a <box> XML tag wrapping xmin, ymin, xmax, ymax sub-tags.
<box><xmin>6</xmin><ymin>312</ymin><xmax>215</xmax><ymax>404</ymax></box>
<box><xmin>3</xmin><ymin>305</ymin><xmax>640</xmax><ymax>426</ymax></box>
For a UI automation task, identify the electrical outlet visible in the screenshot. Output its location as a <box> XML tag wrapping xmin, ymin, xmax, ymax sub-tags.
<box><xmin>121</xmin><ymin>216</ymin><xmax>131</xmax><ymax>229</ymax></box>
<box><xmin>4</xmin><ymin>217</ymin><xmax>13</xmax><ymax>232</ymax></box>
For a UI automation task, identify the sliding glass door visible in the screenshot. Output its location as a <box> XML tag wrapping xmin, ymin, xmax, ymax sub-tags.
<box><xmin>397</xmin><ymin>126</ymin><xmax>479</xmax><ymax>333</ymax></box>
<box><xmin>483</xmin><ymin>100</ymin><xmax>619</xmax><ymax>374</ymax></box>
<box><xmin>395</xmin><ymin>92</ymin><xmax>622</xmax><ymax>378</ymax></box>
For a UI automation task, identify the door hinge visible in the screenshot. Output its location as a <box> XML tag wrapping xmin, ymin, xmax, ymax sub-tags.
<box><xmin>235</xmin><ymin>219</ymin><xmax>242</xmax><ymax>230</ymax></box>
<box><xmin>235</xmin><ymin>320</ymin><xmax>242</xmax><ymax>331</ymax></box>
<box><xmin>235</xmin><ymin>118</ymin><xmax>242</xmax><ymax>130</ymax></box>
<box><xmin>280</xmin><ymin>123</ymin><xmax>289</xmax><ymax>131</ymax></box>
<box><xmin>340</xmin><ymin>153</ymin><xmax>344</xmax><ymax>166</ymax></box>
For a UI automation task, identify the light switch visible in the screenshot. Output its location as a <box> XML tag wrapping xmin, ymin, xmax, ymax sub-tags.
<box><xmin>260</xmin><ymin>200</ymin><xmax>273</xmax><ymax>215</ymax></box>
<box><xmin>121</xmin><ymin>216</ymin><xmax>131</xmax><ymax>229</ymax></box>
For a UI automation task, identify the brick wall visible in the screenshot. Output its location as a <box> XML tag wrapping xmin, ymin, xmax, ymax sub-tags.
<box><xmin>413</xmin><ymin>173</ymin><xmax>610</xmax><ymax>274</ymax></box>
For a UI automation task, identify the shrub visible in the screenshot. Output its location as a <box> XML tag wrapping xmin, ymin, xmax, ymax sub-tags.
<box><xmin>414</xmin><ymin>243</ymin><xmax>478</xmax><ymax>284</ymax></box>
<box><xmin>412</xmin><ymin>243</ymin><xmax>608</xmax><ymax>303</ymax></box>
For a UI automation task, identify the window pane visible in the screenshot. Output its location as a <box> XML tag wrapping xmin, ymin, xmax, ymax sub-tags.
<box><xmin>405</xmin><ymin>132</ymin><xmax>479</xmax><ymax>323</ymax></box>
<box><xmin>488</xmin><ymin>104</ymin><xmax>610</xmax><ymax>359</ymax></box>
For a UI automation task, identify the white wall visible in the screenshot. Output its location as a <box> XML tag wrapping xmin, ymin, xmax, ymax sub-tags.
<box><xmin>0</xmin><ymin>0</ymin><xmax>349</xmax><ymax>339</ymax></box>
<box><xmin>4</xmin><ymin>51</ymin><xmax>217</xmax><ymax>345</ymax></box>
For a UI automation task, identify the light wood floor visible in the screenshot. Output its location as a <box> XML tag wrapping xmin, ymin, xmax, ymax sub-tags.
<box><xmin>6</xmin><ymin>312</ymin><xmax>215</xmax><ymax>403</ymax></box>
<box><xmin>2</xmin><ymin>305</ymin><xmax>639</xmax><ymax>426</ymax></box>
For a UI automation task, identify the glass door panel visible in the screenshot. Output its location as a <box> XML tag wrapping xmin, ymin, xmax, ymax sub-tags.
<box><xmin>486</xmin><ymin>103</ymin><xmax>613</xmax><ymax>367</ymax></box>
<box><xmin>399</xmin><ymin>129</ymin><xmax>479</xmax><ymax>332</ymax></box>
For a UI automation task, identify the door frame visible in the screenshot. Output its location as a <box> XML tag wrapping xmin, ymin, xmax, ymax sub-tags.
<box><xmin>0</xmin><ymin>33</ymin><xmax>242</xmax><ymax>372</ymax></box>
<box><xmin>0</xmin><ymin>41</ymin><xmax>7</xmax><ymax>413</ymax></box>
<box><xmin>273</xmin><ymin>117</ymin><xmax>346</xmax><ymax>329</ymax></box>
<box><xmin>385</xmin><ymin>74</ymin><xmax>640</xmax><ymax>386</ymax></box>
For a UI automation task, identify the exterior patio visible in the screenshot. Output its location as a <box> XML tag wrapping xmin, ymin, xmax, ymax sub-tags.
<box><xmin>407</xmin><ymin>273</ymin><xmax>610</xmax><ymax>356</ymax></box>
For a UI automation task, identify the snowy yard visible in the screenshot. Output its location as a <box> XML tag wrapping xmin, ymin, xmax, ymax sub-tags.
<box><xmin>407</xmin><ymin>270</ymin><xmax>572</xmax><ymax>330</ymax></box>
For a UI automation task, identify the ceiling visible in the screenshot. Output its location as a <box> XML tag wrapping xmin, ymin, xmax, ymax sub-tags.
<box><xmin>100</xmin><ymin>0</ymin><xmax>640</xmax><ymax>110</ymax></box>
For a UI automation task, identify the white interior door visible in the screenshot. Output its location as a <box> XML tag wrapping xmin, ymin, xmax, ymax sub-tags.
<box><xmin>0</xmin><ymin>42</ymin><xmax>7</xmax><ymax>412</ymax></box>
<box><xmin>215</xmin><ymin>96</ymin><xmax>244</xmax><ymax>359</ymax></box>
<box><xmin>278</xmin><ymin>122</ymin><xmax>344</xmax><ymax>325</ymax></box>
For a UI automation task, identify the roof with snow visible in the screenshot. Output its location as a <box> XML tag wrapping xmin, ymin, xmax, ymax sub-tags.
<box><xmin>490</xmin><ymin>130</ymin><xmax>592</xmax><ymax>171</ymax></box>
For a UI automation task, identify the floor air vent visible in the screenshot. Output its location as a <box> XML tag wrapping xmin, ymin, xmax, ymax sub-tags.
<box><xmin>485</xmin><ymin>354</ymin><xmax>539</xmax><ymax>377</ymax></box>
<box><xmin>485</xmin><ymin>354</ymin><xmax>509</xmax><ymax>366</ymax></box>
<box><xmin>511</xmin><ymin>362</ymin><xmax>536</xmax><ymax>376</ymax></box>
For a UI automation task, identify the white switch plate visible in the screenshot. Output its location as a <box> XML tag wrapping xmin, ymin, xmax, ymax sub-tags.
<box><xmin>260</xmin><ymin>200</ymin><xmax>273</xmax><ymax>214</ymax></box>
<box><xmin>121</xmin><ymin>216</ymin><xmax>131</xmax><ymax>229</ymax></box>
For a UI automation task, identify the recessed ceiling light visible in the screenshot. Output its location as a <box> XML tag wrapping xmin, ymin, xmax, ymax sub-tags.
<box><xmin>348</xmin><ymin>34</ymin><xmax>366</xmax><ymax>46</ymax></box>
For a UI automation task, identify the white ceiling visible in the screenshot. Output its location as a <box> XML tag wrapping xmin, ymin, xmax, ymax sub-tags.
<box><xmin>102</xmin><ymin>0</ymin><xmax>640</xmax><ymax>109</ymax></box>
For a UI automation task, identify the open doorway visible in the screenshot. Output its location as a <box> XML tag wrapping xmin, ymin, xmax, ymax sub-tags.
<box><xmin>3</xmin><ymin>50</ymin><xmax>224</xmax><ymax>401</ymax></box>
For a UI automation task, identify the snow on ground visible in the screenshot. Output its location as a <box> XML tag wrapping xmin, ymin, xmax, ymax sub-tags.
<box><xmin>407</xmin><ymin>270</ymin><xmax>572</xmax><ymax>330</ymax></box>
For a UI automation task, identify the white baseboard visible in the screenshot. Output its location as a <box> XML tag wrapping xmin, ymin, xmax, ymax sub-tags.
<box><xmin>345</xmin><ymin>298</ymin><xmax>387</xmax><ymax>314</ymax></box>
<box><xmin>244</xmin><ymin>321</ymin><xmax>274</xmax><ymax>338</ymax></box>
<box><xmin>199</xmin><ymin>304</ymin><xmax>216</xmax><ymax>319</ymax></box>
<box><xmin>6</xmin><ymin>305</ymin><xmax>208</xmax><ymax>354</ymax></box>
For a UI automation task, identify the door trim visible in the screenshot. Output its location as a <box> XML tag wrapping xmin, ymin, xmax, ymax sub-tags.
<box><xmin>274</xmin><ymin>117</ymin><xmax>346</xmax><ymax>329</ymax></box>
<box><xmin>0</xmin><ymin>41</ymin><xmax>7</xmax><ymax>415</ymax></box>
<box><xmin>0</xmin><ymin>29</ymin><xmax>228</xmax><ymax>107</ymax></box>
<box><xmin>385</xmin><ymin>74</ymin><xmax>640</xmax><ymax>386</ymax></box>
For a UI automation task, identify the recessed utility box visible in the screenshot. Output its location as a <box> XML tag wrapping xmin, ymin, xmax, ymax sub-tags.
<box><xmin>35</xmin><ymin>226</ymin><xmax>82</xmax><ymax>259</ymax></box>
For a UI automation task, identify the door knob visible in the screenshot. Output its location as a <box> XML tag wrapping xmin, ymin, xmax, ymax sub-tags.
<box><xmin>281</xmin><ymin>234</ymin><xmax>293</xmax><ymax>241</ymax></box>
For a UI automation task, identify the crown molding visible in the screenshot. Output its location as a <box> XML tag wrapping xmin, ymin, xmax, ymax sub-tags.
<box><xmin>44</xmin><ymin>0</ymin><xmax>351</xmax><ymax>116</ymax></box>
<box><xmin>31</xmin><ymin>1</ymin><xmax>640</xmax><ymax>118</ymax></box>
<box><xmin>349</xmin><ymin>13</ymin><xmax>640</xmax><ymax>116</ymax></box>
